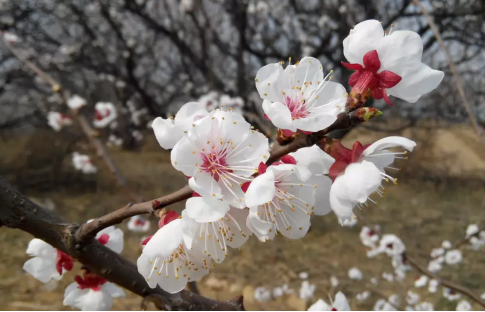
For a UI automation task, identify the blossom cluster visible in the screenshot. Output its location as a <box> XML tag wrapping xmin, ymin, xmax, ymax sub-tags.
<box><xmin>138</xmin><ymin>19</ymin><xmax>444</xmax><ymax>297</ymax></box>
<box><xmin>23</xmin><ymin>225</ymin><xmax>125</xmax><ymax>310</ymax></box>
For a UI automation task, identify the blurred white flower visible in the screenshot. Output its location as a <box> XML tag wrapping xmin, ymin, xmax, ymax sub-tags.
<box><xmin>414</xmin><ymin>302</ymin><xmax>434</xmax><ymax>311</ymax></box>
<box><xmin>379</xmin><ymin>234</ymin><xmax>406</xmax><ymax>257</ymax></box>
<box><xmin>67</xmin><ymin>94</ymin><xmax>87</xmax><ymax>110</ymax></box>
<box><xmin>93</xmin><ymin>102</ymin><xmax>117</xmax><ymax>128</ymax></box>
<box><xmin>47</xmin><ymin>112</ymin><xmax>72</xmax><ymax>132</ymax></box>
<box><xmin>406</xmin><ymin>291</ymin><xmax>420</xmax><ymax>305</ymax></box>
<box><xmin>2</xmin><ymin>31</ymin><xmax>20</xmax><ymax>43</ymax></box>
<box><xmin>445</xmin><ymin>249</ymin><xmax>463</xmax><ymax>265</ymax></box>
<box><xmin>371</xmin><ymin>277</ymin><xmax>379</xmax><ymax>285</ymax></box>
<box><xmin>374</xmin><ymin>298</ymin><xmax>396</xmax><ymax>311</ymax></box>
<box><xmin>273</xmin><ymin>287</ymin><xmax>284</xmax><ymax>298</ymax></box>
<box><xmin>127</xmin><ymin>216</ymin><xmax>150</xmax><ymax>233</ymax></box>
<box><xmin>428</xmin><ymin>279</ymin><xmax>439</xmax><ymax>293</ymax></box>
<box><xmin>299</xmin><ymin>272</ymin><xmax>309</xmax><ymax>280</ymax></box>
<box><xmin>342</xmin><ymin>217</ymin><xmax>358</xmax><ymax>227</ymax></box>
<box><xmin>254</xmin><ymin>286</ymin><xmax>271</xmax><ymax>302</ymax></box>
<box><xmin>108</xmin><ymin>135</ymin><xmax>123</xmax><ymax>147</ymax></box>
<box><xmin>430</xmin><ymin>247</ymin><xmax>445</xmax><ymax>258</ymax></box>
<box><xmin>466</xmin><ymin>224</ymin><xmax>479</xmax><ymax>237</ymax></box>
<box><xmin>427</xmin><ymin>260</ymin><xmax>442</xmax><ymax>273</ymax></box>
<box><xmin>414</xmin><ymin>275</ymin><xmax>428</xmax><ymax>288</ymax></box>
<box><xmin>360</xmin><ymin>226</ymin><xmax>380</xmax><ymax>249</ymax></box>
<box><xmin>356</xmin><ymin>290</ymin><xmax>370</xmax><ymax>302</ymax></box>
<box><xmin>443</xmin><ymin>288</ymin><xmax>462</xmax><ymax>301</ymax></box>
<box><xmin>442</xmin><ymin>240</ymin><xmax>452</xmax><ymax>249</ymax></box>
<box><xmin>299</xmin><ymin>280</ymin><xmax>316</xmax><ymax>300</ymax></box>
<box><xmin>456</xmin><ymin>300</ymin><xmax>471</xmax><ymax>311</ymax></box>
<box><xmin>388</xmin><ymin>294</ymin><xmax>400</xmax><ymax>307</ymax></box>
<box><xmin>382</xmin><ymin>272</ymin><xmax>394</xmax><ymax>282</ymax></box>
<box><xmin>348</xmin><ymin>267</ymin><xmax>363</xmax><ymax>280</ymax></box>
<box><xmin>330</xmin><ymin>276</ymin><xmax>339</xmax><ymax>287</ymax></box>
<box><xmin>72</xmin><ymin>152</ymin><xmax>97</xmax><ymax>174</ymax></box>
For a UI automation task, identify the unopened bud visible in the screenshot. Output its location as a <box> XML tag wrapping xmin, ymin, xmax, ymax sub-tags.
<box><xmin>352</xmin><ymin>107</ymin><xmax>382</xmax><ymax>122</ymax></box>
<box><xmin>276</xmin><ymin>128</ymin><xmax>297</xmax><ymax>145</ymax></box>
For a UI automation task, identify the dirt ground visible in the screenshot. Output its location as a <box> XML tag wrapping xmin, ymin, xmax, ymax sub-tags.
<box><xmin>1</xmin><ymin>126</ymin><xmax>484</xmax><ymax>311</ymax></box>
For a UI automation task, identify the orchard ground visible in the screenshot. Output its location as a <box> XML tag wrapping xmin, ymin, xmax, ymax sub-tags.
<box><xmin>1</xmin><ymin>122</ymin><xmax>484</xmax><ymax>311</ymax></box>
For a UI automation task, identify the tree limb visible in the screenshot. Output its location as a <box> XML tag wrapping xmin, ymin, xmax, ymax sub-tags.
<box><xmin>0</xmin><ymin>176</ymin><xmax>244</xmax><ymax>311</ymax></box>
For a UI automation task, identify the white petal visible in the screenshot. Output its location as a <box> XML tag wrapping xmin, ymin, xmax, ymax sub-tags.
<box><xmin>308</xmin><ymin>299</ymin><xmax>331</xmax><ymax>311</ymax></box>
<box><xmin>246</xmin><ymin>209</ymin><xmax>274</xmax><ymax>242</ymax></box>
<box><xmin>364</xmin><ymin>150</ymin><xmax>395</xmax><ymax>173</ymax></box>
<box><xmin>262</xmin><ymin>100</ymin><xmax>295</xmax><ymax>130</ymax></box>
<box><xmin>291</xmin><ymin>145</ymin><xmax>335</xmax><ymax>175</ymax></box>
<box><xmin>255</xmin><ymin>63</ymin><xmax>286</xmax><ymax>102</ymax></box>
<box><xmin>363</xmin><ymin>136</ymin><xmax>416</xmax><ymax>156</ymax></box>
<box><xmin>225</xmin><ymin>207</ymin><xmax>251</xmax><ymax>248</ymax></box>
<box><xmin>339</xmin><ymin>161</ymin><xmax>383</xmax><ymax>203</ymax></box>
<box><xmin>103</xmin><ymin>283</ymin><xmax>125</xmax><ymax>298</ymax></box>
<box><xmin>185</xmin><ymin>197</ymin><xmax>230</xmax><ymax>223</ymax></box>
<box><xmin>286</xmin><ymin>57</ymin><xmax>324</xmax><ymax>91</ymax></box>
<box><xmin>152</xmin><ymin>117</ymin><xmax>182</xmax><ymax>150</ymax></box>
<box><xmin>218</xmin><ymin>179</ymin><xmax>247</xmax><ymax>208</ymax></box>
<box><xmin>330</xmin><ymin>182</ymin><xmax>357</xmax><ymax>222</ymax></box>
<box><xmin>387</xmin><ymin>63</ymin><xmax>444</xmax><ymax>102</ymax></box>
<box><xmin>144</xmin><ymin>219</ymin><xmax>184</xmax><ymax>259</ymax></box>
<box><xmin>292</xmin><ymin>114</ymin><xmax>337</xmax><ymax>132</ymax></box>
<box><xmin>309</xmin><ymin>175</ymin><xmax>332</xmax><ymax>216</ymax></box>
<box><xmin>333</xmin><ymin>292</ymin><xmax>351</xmax><ymax>311</ymax></box>
<box><xmin>23</xmin><ymin>257</ymin><xmax>59</xmax><ymax>283</ymax></box>
<box><xmin>189</xmin><ymin>173</ymin><xmax>222</xmax><ymax>199</ymax></box>
<box><xmin>343</xmin><ymin>19</ymin><xmax>384</xmax><ymax>64</ymax></box>
<box><xmin>171</xmin><ymin>135</ymin><xmax>200</xmax><ymax>176</ymax></box>
<box><xmin>104</xmin><ymin>228</ymin><xmax>124</xmax><ymax>254</ymax></box>
<box><xmin>174</xmin><ymin>102</ymin><xmax>209</xmax><ymax>131</ymax></box>
<box><xmin>377</xmin><ymin>31</ymin><xmax>424</xmax><ymax>74</ymax></box>
<box><xmin>245</xmin><ymin>171</ymin><xmax>275</xmax><ymax>207</ymax></box>
<box><xmin>26</xmin><ymin>239</ymin><xmax>56</xmax><ymax>257</ymax></box>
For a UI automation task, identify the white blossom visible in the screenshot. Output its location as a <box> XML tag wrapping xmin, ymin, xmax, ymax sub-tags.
<box><xmin>299</xmin><ymin>272</ymin><xmax>309</xmax><ymax>280</ymax></box>
<box><xmin>254</xmin><ymin>286</ymin><xmax>271</xmax><ymax>302</ymax></box>
<box><xmin>442</xmin><ymin>240</ymin><xmax>452</xmax><ymax>249</ymax></box>
<box><xmin>93</xmin><ymin>102</ymin><xmax>117</xmax><ymax>128</ymax></box>
<box><xmin>428</xmin><ymin>279</ymin><xmax>439</xmax><ymax>293</ymax></box>
<box><xmin>406</xmin><ymin>291</ymin><xmax>420</xmax><ymax>305</ymax></box>
<box><xmin>308</xmin><ymin>292</ymin><xmax>350</xmax><ymax>311</ymax></box>
<box><xmin>63</xmin><ymin>272</ymin><xmax>125</xmax><ymax>311</ymax></box>
<box><xmin>330</xmin><ymin>276</ymin><xmax>339</xmax><ymax>287</ymax></box>
<box><xmin>299</xmin><ymin>280</ymin><xmax>316</xmax><ymax>300</ymax></box>
<box><xmin>414</xmin><ymin>275</ymin><xmax>428</xmax><ymax>288</ymax></box>
<box><xmin>443</xmin><ymin>288</ymin><xmax>462</xmax><ymax>301</ymax></box>
<box><xmin>445</xmin><ymin>249</ymin><xmax>463</xmax><ymax>265</ymax></box>
<box><xmin>356</xmin><ymin>291</ymin><xmax>370</xmax><ymax>302</ymax></box>
<box><xmin>255</xmin><ymin>57</ymin><xmax>347</xmax><ymax>134</ymax></box>
<box><xmin>466</xmin><ymin>224</ymin><xmax>479</xmax><ymax>238</ymax></box>
<box><xmin>127</xmin><ymin>216</ymin><xmax>150</xmax><ymax>233</ymax></box>
<box><xmin>456</xmin><ymin>300</ymin><xmax>471</xmax><ymax>311</ymax></box>
<box><xmin>67</xmin><ymin>95</ymin><xmax>87</xmax><ymax>110</ymax></box>
<box><xmin>415</xmin><ymin>302</ymin><xmax>434</xmax><ymax>311</ymax></box>
<box><xmin>348</xmin><ymin>267</ymin><xmax>363</xmax><ymax>280</ymax></box>
<box><xmin>47</xmin><ymin>112</ymin><xmax>72</xmax><ymax>131</ymax></box>
<box><xmin>72</xmin><ymin>152</ymin><xmax>97</xmax><ymax>174</ymax></box>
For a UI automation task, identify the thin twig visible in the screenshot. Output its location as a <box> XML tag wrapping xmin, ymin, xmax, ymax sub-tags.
<box><xmin>2</xmin><ymin>39</ymin><xmax>143</xmax><ymax>203</ymax></box>
<box><xmin>413</xmin><ymin>0</ymin><xmax>485</xmax><ymax>147</ymax></box>
<box><xmin>404</xmin><ymin>254</ymin><xmax>485</xmax><ymax>308</ymax></box>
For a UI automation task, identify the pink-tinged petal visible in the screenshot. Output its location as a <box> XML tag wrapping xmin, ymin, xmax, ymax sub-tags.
<box><xmin>262</xmin><ymin>100</ymin><xmax>295</xmax><ymax>131</ymax></box>
<box><xmin>378</xmin><ymin>70</ymin><xmax>402</xmax><ymax>89</ymax></box>
<box><xmin>245</xmin><ymin>171</ymin><xmax>275</xmax><ymax>208</ymax></box>
<box><xmin>329</xmin><ymin>140</ymin><xmax>352</xmax><ymax>161</ymax></box>
<box><xmin>348</xmin><ymin>71</ymin><xmax>362</xmax><ymax>87</ymax></box>
<box><xmin>341</xmin><ymin>61</ymin><xmax>364</xmax><ymax>71</ymax></box>
<box><xmin>351</xmin><ymin>141</ymin><xmax>364</xmax><ymax>163</ymax></box>
<box><xmin>371</xmin><ymin>88</ymin><xmax>384</xmax><ymax>99</ymax></box>
<box><xmin>184</xmin><ymin>197</ymin><xmax>230</xmax><ymax>223</ymax></box>
<box><xmin>362</xmin><ymin>136</ymin><xmax>416</xmax><ymax>156</ymax></box>
<box><xmin>192</xmin><ymin>191</ymin><xmax>201</xmax><ymax>197</ymax></box>
<box><xmin>280</xmin><ymin>128</ymin><xmax>296</xmax><ymax>137</ymax></box>
<box><xmin>280</xmin><ymin>155</ymin><xmax>297</xmax><ymax>165</ymax></box>
<box><xmin>363</xmin><ymin>50</ymin><xmax>381</xmax><ymax>72</ymax></box>
<box><xmin>329</xmin><ymin>160</ymin><xmax>349</xmax><ymax>180</ymax></box>
<box><xmin>382</xmin><ymin>90</ymin><xmax>394</xmax><ymax>106</ymax></box>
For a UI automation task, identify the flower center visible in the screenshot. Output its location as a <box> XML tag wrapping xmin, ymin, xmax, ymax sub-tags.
<box><xmin>56</xmin><ymin>250</ymin><xmax>74</xmax><ymax>275</ymax></box>
<box><xmin>75</xmin><ymin>272</ymin><xmax>107</xmax><ymax>291</ymax></box>
<box><xmin>284</xmin><ymin>95</ymin><xmax>308</xmax><ymax>120</ymax></box>
<box><xmin>94</xmin><ymin>109</ymin><xmax>111</xmax><ymax>121</ymax></box>
<box><xmin>201</xmin><ymin>149</ymin><xmax>231</xmax><ymax>181</ymax></box>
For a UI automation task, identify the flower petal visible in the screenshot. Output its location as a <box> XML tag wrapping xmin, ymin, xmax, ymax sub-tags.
<box><xmin>343</xmin><ymin>20</ymin><xmax>384</xmax><ymax>64</ymax></box>
<box><xmin>143</xmin><ymin>219</ymin><xmax>184</xmax><ymax>259</ymax></box>
<box><xmin>362</xmin><ymin>136</ymin><xmax>416</xmax><ymax>156</ymax></box>
<box><xmin>363</xmin><ymin>50</ymin><xmax>381</xmax><ymax>72</ymax></box>
<box><xmin>348</xmin><ymin>71</ymin><xmax>362</xmax><ymax>87</ymax></box>
<box><xmin>292</xmin><ymin>114</ymin><xmax>337</xmax><ymax>132</ymax></box>
<box><xmin>103</xmin><ymin>283</ymin><xmax>125</xmax><ymax>298</ymax></box>
<box><xmin>189</xmin><ymin>173</ymin><xmax>222</xmax><ymax>199</ymax></box>
<box><xmin>255</xmin><ymin>63</ymin><xmax>286</xmax><ymax>102</ymax></box>
<box><xmin>174</xmin><ymin>102</ymin><xmax>208</xmax><ymax>131</ymax></box>
<box><xmin>334</xmin><ymin>292</ymin><xmax>351</xmax><ymax>311</ymax></box>
<box><xmin>185</xmin><ymin>197</ymin><xmax>230</xmax><ymax>223</ymax></box>
<box><xmin>245</xmin><ymin>170</ymin><xmax>276</xmax><ymax>207</ymax></box>
<box><xmin>171</xmin><ymin>136</ymin><xmax>200</xmax><ymax>176</ymax></box>
<box><xmin>262</xmin><ymin>100</ymin><xmax>295</xmax><ymax>131</ymax></box>
<box><xmin>246</xmin><ymin>209</ymin><xmax>274</xmax><ymax>242</ymax></box>
<box><xmin>290</xmin><ymin>145</ymin><xmax>335</xmax><ymax>175</ymax></box>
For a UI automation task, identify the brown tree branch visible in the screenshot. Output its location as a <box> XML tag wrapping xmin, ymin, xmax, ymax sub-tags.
<box><xmin>403</xmin><ymin>254</ymin><xmax>485</xmax><ymax>308</ymax></box>
<box><xmin>0</xmin><ymin>176</ymin><xmax>244</xmax><ymax>311</ymax></box>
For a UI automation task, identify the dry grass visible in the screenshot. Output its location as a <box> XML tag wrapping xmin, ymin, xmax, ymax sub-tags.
<box><xmin>0</xmin><ymin>128</ymin><xmax>484</xmax><ymax>311</ymax></box>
